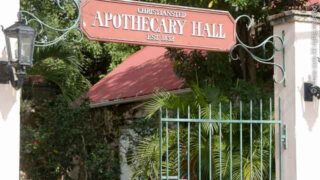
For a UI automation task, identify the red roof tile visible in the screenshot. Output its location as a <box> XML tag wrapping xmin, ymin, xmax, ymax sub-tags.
<box><xmin>308</xmin><ymin>0</ymin><xmax>320</xmax><ymax>5</ymax></box>
<box><xmin>87</xmin><ymin>46</ymin><xmax>185</xmax><ymax>105</ymax></box>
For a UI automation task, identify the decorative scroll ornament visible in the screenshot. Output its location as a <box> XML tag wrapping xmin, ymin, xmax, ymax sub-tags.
<box><xmin>229</xmin><ymin>15</ymin><xmax>285</xmax><ymax>84</ymax></box>
<box><xmin>20</xmin><ymin>0</ymin><xmax>82</xmax><ymax>47</ymax></box>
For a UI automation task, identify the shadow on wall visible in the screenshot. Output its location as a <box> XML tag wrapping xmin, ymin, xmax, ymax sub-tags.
<box><xmin>0</xmin><ymin>84</ymin><xmax>17</xmax><ymax>120</ymax></box>
<box><xmin>300</xmin><ymin>81</ymin><xmax>319</xmax><ymax>131</ymax></box>
<box><xmin>297</xmin><ymin>24</ymin><xmax>320</xmax><ymax>131</ymax></box>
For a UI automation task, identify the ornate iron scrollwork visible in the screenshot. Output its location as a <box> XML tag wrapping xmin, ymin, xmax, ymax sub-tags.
<box><xmin>229</xmin><ymin>15</ymin><xmax>285</xmax><ymax>84</ymax></box>
<box><xmin>20</xmin><ymin>0</ymin><xmax>83</xmax><ymax>47</ymax></box>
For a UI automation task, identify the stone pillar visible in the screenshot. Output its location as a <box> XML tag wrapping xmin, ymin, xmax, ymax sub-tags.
<box><xmin>269</xmin><ymin>11</ymin><xmax>320</xmax><ymax>180</ymax></box>
<box><xmin>0</xmin><ymin>0</ymin><xmax>21</xmax><ymax>179</ymax></box>
<box><xmin>120</xmin><ymin>129</ymin><xmax>135</xmax><ymax>180</ymax></box>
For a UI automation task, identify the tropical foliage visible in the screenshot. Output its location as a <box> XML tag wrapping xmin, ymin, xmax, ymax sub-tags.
<box><xmin>30</xmin><ymin>44</ymin><xmax>91</xmax><ymax>100</ymax></box>
<box><xmin>128</xmin><ymin>1</ymin><xmax>309</xmax><ymax>179</ymax></box>
<box><xmin>129</xmin><ymin>84</ymin><xmax>275</xmax><ymax>179</ymax></box>
<box><xmin>19</xmin><ymin>0</ymin><xmax>308</xmax><ymax>179</ymax></box>
<box><xmin>21</xmin><ymin>97</ymin><xmax>122</xmax><ymax>179</ymax></box>
<box><xmin>20</xmin><ymin>0</ymin><xmax>140</xmax><ymax>179</ymax></box>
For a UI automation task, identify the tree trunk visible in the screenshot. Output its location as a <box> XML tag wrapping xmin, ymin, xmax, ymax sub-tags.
<box><xmin>238</xmin><ymin>23</ymin><xmax>248</xmax><ymax>80</ymax></box>
<box><xmin>248</xmin><ymin>35</ymin><xmax>257</xmax><ymax>84</ymax></box>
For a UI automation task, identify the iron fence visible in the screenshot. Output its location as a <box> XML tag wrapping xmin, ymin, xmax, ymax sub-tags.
<box><xmin>159</xmin><ymin>99</ymin><xmax>285</xmax><ymax>180</ymax></box>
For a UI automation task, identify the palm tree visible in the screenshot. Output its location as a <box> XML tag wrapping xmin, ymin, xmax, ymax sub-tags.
<box><xmin>129</xmin><ymin>84</ymin><xmax>275</xmax><ymax>180</ymax></box>
<box><xmin>28</xmin><ymin>43</ymin><xmax>91</xmax><ymax>100</ymax></box>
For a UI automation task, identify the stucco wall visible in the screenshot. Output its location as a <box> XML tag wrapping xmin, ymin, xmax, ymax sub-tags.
<box><xmin>272</xmin><ymin>11</ymin><xmax>320</xmax><ymax>180</ymax></box>
<box><xmin>0</xmin><ymin>0</ymin><xmax>21</xmax><ymax>179</ymax></box>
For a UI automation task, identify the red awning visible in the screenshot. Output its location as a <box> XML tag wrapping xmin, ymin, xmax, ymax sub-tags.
<box><xmin>87</xmin><ymin>46</ymin><xmax>186</xmax><ymax>107</ymax></box>
<box><xmin>308</xmin><ymin>0</ymin><xmax>320</xmax><ymax>5</ymax></box>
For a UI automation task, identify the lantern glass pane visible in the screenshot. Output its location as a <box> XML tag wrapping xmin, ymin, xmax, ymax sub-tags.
<box><xmin>20</xmin><ymin>34</ymin><xmax>33</xmax><ymax>65</ymax></box>
<box><xmin>8</xmin><ymin>37</ymin><xmax>18</xmax><ymax>62</ymax></box>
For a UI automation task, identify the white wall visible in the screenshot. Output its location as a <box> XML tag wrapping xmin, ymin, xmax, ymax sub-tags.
<box><xmin>0</xmin><ymin>0</ymin><xmax>21</xmax><ymax>179</ymax></box>
<box><xmin>272</xmin><ymin>11</ymin><xmax>320</xmax><ymax>180</ymax></box>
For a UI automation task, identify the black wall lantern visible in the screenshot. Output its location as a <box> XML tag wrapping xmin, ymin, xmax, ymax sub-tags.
<box><xmin>304</xmin><ymin>83</ymin><xmax>320</xmax><ymax>101</ymax></box>
<box><xmin>0</xmin><ymin>13</ymin><xmax>36</xmax><ymax>89</ymax></box>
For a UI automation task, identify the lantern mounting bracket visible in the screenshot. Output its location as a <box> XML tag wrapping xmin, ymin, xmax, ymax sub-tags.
<box><xmin>0</xmin><ymin>62</ymin><xmax>10</xmax><ymax>84</ymax></box>
<box><xmin>0</xmin><ymin>62</ymin><xmax>25</xmax><ymax>89</ymax></box>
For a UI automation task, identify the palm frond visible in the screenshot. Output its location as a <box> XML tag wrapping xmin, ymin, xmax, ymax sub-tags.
<box><xmin>30</xmin><ymin>58</ymin><xmax>90</xmax><ymax>100</ymax></box>
<box><xmin>128</xmin><ymin>132</ymin><xmax>177</xmax><ymax>179</ymax></box>
<box><xmin>144</xmin><ymin>91</ymin><xmax>175</xmax><ymax>119</ymax></box>
<box><xmin>33</xmin><ymin>43</ymin><xmax>81</xmax><ymax>69</ymax></box>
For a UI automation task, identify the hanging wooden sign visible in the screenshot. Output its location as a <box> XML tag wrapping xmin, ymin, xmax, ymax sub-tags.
<box><xmin>80</xmin><ymin>0</ymin><xmax>236</xmax><ymax>52</ymax></box>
